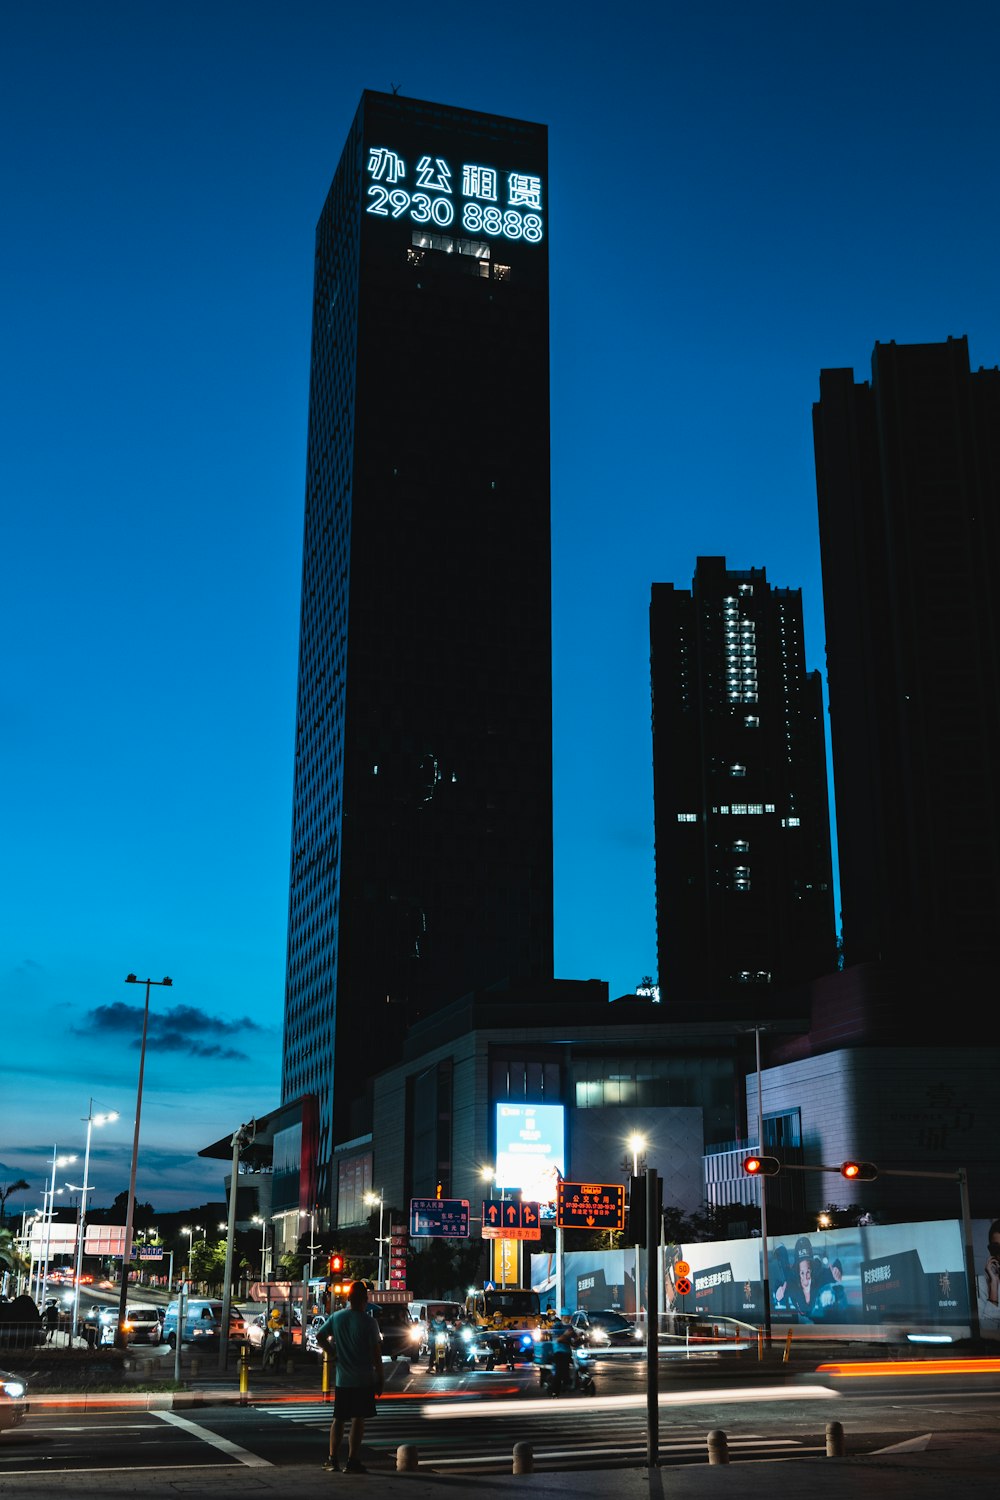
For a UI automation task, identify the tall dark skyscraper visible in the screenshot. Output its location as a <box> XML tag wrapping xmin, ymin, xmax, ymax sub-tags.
<box><xmin>814</xmin><ymin>336</ymin><xmax>1000</xmax><ymax>1001</ymax></box>
<box><xmin>650</xmin><ymin>558</ymin><xmax>835</xmax><ymax>1009</ymax></box>
<box><xmin>282</xmin><ymin>92</ymin><xmax>554</xmax><ymax>1209</ymax></box>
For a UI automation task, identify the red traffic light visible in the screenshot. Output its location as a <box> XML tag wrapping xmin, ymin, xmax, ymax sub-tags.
<box><xmin>329</xmin><ymin>1252</ymin><xmax>344</xmax><ymax>1274</ymax></box>
<box><xmin>841</xmin><ymin>1161</ymin><xmax>877</xmax><ymax>1182</ymax></box>
<box><xmin>742</xmin><ymin>1155</ymin><xmax>781</xmax><ymax>1177</ymax></box>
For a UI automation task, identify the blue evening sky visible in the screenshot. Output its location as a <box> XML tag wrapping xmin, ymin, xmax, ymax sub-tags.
<box><xmin>3</xmin><ymin>1</ymin><xmax>998</xmax><ymax>1213</ymax></box>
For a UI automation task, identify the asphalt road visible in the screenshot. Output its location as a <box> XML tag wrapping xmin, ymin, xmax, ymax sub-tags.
<box><xmin>4</xmin><ymin>1355</ymin><xmax>1000</xmax><ymax>1481</ymax></box>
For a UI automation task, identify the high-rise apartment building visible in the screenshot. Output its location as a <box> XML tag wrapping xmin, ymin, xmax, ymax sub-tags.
<box><xmin>814</xmin><ymin>336</ymin><xmax>1000</xmax><ymax>999</ymax></box>
<box><xmin>282</xmin><ymin>92</ymin><xmax>554</xmax><ymax>1209</ymax></box>
<box><xmin>650</xmin><ymin>558</ymin><xmax>835</xmax><ymax>1008</ymax></box>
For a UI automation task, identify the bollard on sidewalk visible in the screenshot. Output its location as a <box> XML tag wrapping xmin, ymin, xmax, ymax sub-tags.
<box><xmin>707</xmin><ymin>1429</ymin><xmax>730</xmax><ymax>1465</ymax></box>
<box><xmin>826</xmin><ymin>1420</ymin><xmax>845</xmax><ymax>1457</ymax></box>
<box><xmin>238</xmin><ymin>1345</ymin><xmax>250</xmax><ymax>1406</ymax></box>
<box><xmin>397</xmin><ymin>1445</ymin><xmax>419</xmax><ymax>1471</ymax></box>
<box><xmin>513</xmin><ymin>1441</ymin><xmax>534</xmax><ymax>1474</ymax></box>
<box><xmin>322</xmin><ymin>1348</ymin><xmax>332</xmax><ymax>1401</ymax></box>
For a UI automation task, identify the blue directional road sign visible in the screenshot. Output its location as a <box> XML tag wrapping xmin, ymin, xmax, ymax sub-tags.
<box><xmin>409</xmin><ymin>1198</ymin><xmax>471</xmax><ymax>1238</ymax></box>
<box><xmin>481</xmin><ymin>1200</ymin><xmax>541</xmax><ymax>1241</ymax></box>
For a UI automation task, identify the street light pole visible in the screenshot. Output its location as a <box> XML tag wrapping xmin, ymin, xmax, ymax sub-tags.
<box><xmin>40</xmin><ymin>1147</ymin><xmax>76</xmax><ymax>1312</ymax></box>
<box><xmin>364</xmin><ymin>1191</ymin><xmax>385</xmax><ymax>1290</ymax></box>
<box><xmin>219</xmin><ymin>1120</ymin><xmax>254</xmax><ymax>1372</ymax></box>
<box><xmin>116</xmin><ymin>974</ymin><xmax>171</xmax><ymax>1349</ymax></box>
<box><xmin>253</xmin><ymin>1216</ymin><xmax>268</xmax><ymax>1280</ymax></box>
<box><xmin>72</xmin><ymin>1102</ymin><xmax>118</xmax><ymax>1340</ymax></box>
<box><xmin>628</xmin><ymin>1133</ymin><xmax>646</xmax><ymax>1323</ymax></box>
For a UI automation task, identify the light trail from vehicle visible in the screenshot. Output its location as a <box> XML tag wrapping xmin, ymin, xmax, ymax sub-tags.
<box><xmin>421</xmin><ymin>1385</ymin><xmax>838</xmax><ymax>1419</ymax></box>
<box><xmin>817</xmin><ymin>1359</ymin><xmax>1000</xmax><ymax>1378</ymax></box>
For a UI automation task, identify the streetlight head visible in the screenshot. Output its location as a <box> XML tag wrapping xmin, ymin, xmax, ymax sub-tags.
<box><xmin>182</xmin><ymin>1226</ymin><xmax>191</xmax><ymax>1234</ymax></box>
<box><xmin>162</xmin><ymin>977</ymin><xmax>172</xmax><ymax>986</ymax></box>
<box><xmin>628</xmin><ymin>1133</ymin><xmax>646</xmax><ymax>1152</ymax></box>
<box><xmin>481</xmin><ymin>1166</ymin><xmax>495</xmax><ymax>1181</ymax></box>
<box><xmin>126</xmin><ymin>974</ymin><xmax>137</xmax><ymax>983</ymax></box>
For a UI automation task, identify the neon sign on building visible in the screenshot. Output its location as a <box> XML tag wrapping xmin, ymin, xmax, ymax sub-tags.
<box><xmin>365</xmin><ymin>145</ymin><xmax>544</xmax><ymax>243</ymax></box>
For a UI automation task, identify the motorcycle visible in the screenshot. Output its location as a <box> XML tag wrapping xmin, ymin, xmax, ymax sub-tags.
<box><xmin>430</xmin><ymin>1327</ymin><xmax>451</xmax><ymax>1374</ymax></box>
<box><xmin>261</xmin><ymin>1325</ymin><xmax>284</xmax><ymax>1370</ymax></box>
<box><xmin>536</xmin><ymin>1337</ymin><xmax>596</xmax><ymax>1396</ymax></box>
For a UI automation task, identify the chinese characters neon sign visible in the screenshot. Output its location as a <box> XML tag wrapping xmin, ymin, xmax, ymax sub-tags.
<box><xmin>365</xmin><ymin>145</ymin><xmax>544</xmax><ymax>244</ymax></box>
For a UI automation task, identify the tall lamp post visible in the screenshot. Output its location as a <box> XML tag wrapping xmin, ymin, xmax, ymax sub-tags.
<box><xmin>116</xmin><ymin>974</ymin><xmax>171</xmax><ymax>1349</ymax></box>
<box><xmin>365</xmin><ymin>1191</ymin><xmax>385</xmax><ymax>1291</ymax></box>
<box><xmin>252</xmin><ymin>1215</ymin><xmax>269</xmax><ymax>1280</ymax></box>
<box><xmin>628</xmin><ymin>1132</ymin><xmax>647</xmax><ymax>1324</ymax></box>
<box><xmin>40</xmin><ymin>1148</ymin><xmax>77</xmax><ymax>1311</ymax></box>
<box><xmin>71</xmin><ymin>1102</ymin><xmax>118</xmax><ymax>1339</ymax></box>
<box><xmin>182</xmin><ymin>1225</ymin><xmax>202</xmax><ymax>1276</ymax></box>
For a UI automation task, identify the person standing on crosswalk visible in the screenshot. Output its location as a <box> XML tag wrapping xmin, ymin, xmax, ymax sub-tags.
<box><xmin>318</xmin><ymin>1280</ymin><xmax>383</xmax><ymax>1473</ymax></box>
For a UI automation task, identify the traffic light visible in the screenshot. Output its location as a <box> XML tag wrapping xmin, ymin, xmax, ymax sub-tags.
<box><xmin>627</xmin><ymin>1174</ymin><xmax>663</xmax><ymax>1246</ymax></box>
<box><xmin>841</xmin><ymin>1161</ymin><xmax>878</xmax><ymax>1182</ymax></box>
<box><xmin>742</xmin><ymin>1155</ymin><xmax>781</xmax><ymax>1177</ymax></box>
<box><xmin>329</xmin><ymin>1252</ymin><xmax>344</xmax><ymax>1275</ymax></box>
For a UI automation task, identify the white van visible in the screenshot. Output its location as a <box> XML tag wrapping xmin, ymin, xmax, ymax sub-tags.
<box><xmin>99</xmin><ymin>1303</ymin><xmax>161</xmax><ymax>1346</ymax></box>
<box><xmin>161</xmin><ymin>1298</ymin><xmax>246</xmax><ymax>1349</ymax></box>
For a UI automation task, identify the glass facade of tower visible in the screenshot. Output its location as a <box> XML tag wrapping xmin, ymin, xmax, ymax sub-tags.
<box><xmin>650</xmin><ymin>557</ymin><xmax>835</xmax><ymax>1009</ymax></box>
<box><xmin>282</xmin><ymin>92</ymin><xmax>553</xmax><ymax>1213</ymax></box>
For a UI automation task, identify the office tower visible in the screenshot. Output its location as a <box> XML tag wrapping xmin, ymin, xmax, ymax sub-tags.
<box><xmin>650</xmin><ymin>557</ymin><xmax>836</xmax><ymax>1008</ymax></box>
<box><xmin>814</xmin><ymin>336</ymin><xmax>1000</xmax><ymax>998</ymax></box>
<box><xmin>281</xmin><ymin>92</ymin><xmax>553</xmax><ymax>1209</ymax></box>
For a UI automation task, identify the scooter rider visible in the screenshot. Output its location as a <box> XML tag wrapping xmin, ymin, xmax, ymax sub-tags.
<box><xmin>427</xmin><ymin>1310</ymin><xmax>449</xmax><ymax>1370</ymax></box>
<box><xmin>549</xmin><ymin>1316</ymin><xmax>573</xmax><ymax>1395</ymax></box>
<box><xmin>262</xmin><ymin>1306</ymin><xmax>285</xmax><ymax>1369</ymax></box>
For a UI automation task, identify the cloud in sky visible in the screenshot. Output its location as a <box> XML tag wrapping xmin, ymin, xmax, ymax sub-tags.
<box><xmin>72</xmin><ymin>1001</ymin><xmax>265</xmax><ymax>1062</ymax></box>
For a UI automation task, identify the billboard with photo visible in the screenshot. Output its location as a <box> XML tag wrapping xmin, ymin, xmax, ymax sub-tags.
<box><xmin>532</xmin><ymin>1217</ymin><xmax>985</xmax><ymax>1337</ymax></box>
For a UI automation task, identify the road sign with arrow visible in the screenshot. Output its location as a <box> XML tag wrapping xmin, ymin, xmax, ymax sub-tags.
<box><xmin>556</xmin><ymin>1181</ymin><xmax>626</xmax><ymax>1230</ymax></box>
<box><xmin>481</xmin><ymin>1200</ymin><xmax>541</xmax><ymax>1240</ymax></box>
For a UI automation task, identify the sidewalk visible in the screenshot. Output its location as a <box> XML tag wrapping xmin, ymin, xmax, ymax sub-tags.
<box><xmin>5</xmin><ymin>1436</ymin><xmax>1000</xmax><ymax>1500</ymax></box>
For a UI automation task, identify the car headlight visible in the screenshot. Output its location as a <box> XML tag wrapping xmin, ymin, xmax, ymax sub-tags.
<box><xmin>2</xmin><ymin>1381</ymin><xmax>26</xmax><ymax>1399</ymax></box>
<box><xmin>409</xmin><ymin>1326</ymin><xmax>422</xmax><ymax>1341</ymax></box>
<box><xmin>461</xmin><ymin>1327</ymin><xmax>473</xmax><ymax>1342</ymax></box>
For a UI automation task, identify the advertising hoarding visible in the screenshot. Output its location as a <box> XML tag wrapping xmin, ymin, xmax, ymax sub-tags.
<box><xmin>495</xmin><ymin>1102</ymin><xmax>564</xmax><ymax>1202</ymax></box>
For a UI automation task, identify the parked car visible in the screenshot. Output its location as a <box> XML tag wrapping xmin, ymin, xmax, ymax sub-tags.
<box><xmin>0</xmin><ymin>1369</ymin><xmax>29</xmax><ymax>1432</ymax></box>
<box><xmin>569</xmin><ymin>1309</ymin><xmax>642</xmax><ymax>1348</ymax></box>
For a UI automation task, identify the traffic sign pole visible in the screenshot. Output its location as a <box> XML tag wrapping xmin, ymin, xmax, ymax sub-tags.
<box><xmin>646</xmin><ymin>1168</ymin><xmax>660</xmax><ymax>1468</ymax></box>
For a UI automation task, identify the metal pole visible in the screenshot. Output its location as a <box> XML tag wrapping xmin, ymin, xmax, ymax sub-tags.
<box><xmin>173</xmin><ymin>1281</ymin><xmax>185</xmax><ymax>1382</ymax></box>
<box><xmin>755</xmin><ymin>1026</ymin><xmax>772</xmax><ymax>1348</ymax></box>
<box><xmin>117</xmin><ymin>975</ymin><xmax>171</xmax><ymax>1349</ymax></box>
<box><xmin>40</xmin><ymin>1147</ymin><xmax>58</xmax><ymax>1311</ymax></box>
<box><xmin>378</xmin><ymin>1197</ymin><xmax>385</xmax><ymax>1292</ymax></box>
<box><xmin>117</xmin><ymin>980</ymin><xmax>151</xmax><ymax>1347</ymax></box>
<box><xmin>645</xmin><ymin>1169</ymin><xmax>660</xmax><ymax>1468</ymax></box>
<box><xmin>958</xmin><ymin>1168</ymin><xmax>980</xmax><ymax>1342</ymax></box>
<box><xmin>555</xmin><ymin>1225</ymin><xmax>564</xmax><ymax>1316</ymax></box>
<box><xmin>632</xmin><ymin>1145</ymin><xmax>641</xmax><ymax>1323</ymax></box>
<box><xmin>219</xmin><ymin>1124</ymin><xmax>247</xmax><ymax>1371</ymax></box>
<box><xmin>71</xmin><ymin>1116</ymin><xmax>93</xmax><ymax>1338</ymax></box>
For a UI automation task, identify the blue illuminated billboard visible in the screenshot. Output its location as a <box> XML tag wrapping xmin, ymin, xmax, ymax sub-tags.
<box><xmin>495</xmin><ymin>1102</ymin><xmax>565</xmax><ymax>1203</ymax></box>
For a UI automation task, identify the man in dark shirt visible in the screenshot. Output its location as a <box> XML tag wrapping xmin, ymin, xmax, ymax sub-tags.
<box><xmin>318</xmin><ymin>1281</ymin><xmax>383</xmax><ymax>1473</ymax></box>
